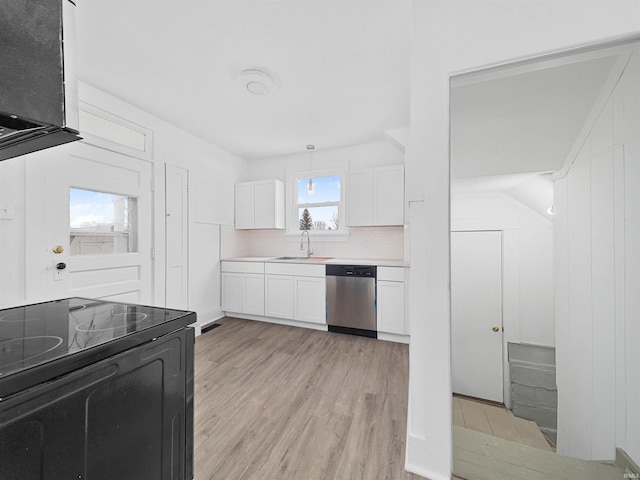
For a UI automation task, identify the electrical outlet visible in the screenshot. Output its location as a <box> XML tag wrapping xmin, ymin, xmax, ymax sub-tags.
<box><xmin>0</xmin><ymin>204</ymin><xmax>14</xmax><ymax>220</ymax></box>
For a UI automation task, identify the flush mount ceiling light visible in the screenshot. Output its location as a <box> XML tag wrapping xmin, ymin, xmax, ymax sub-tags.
<box><xmin>237</xmin><ymin>69</ymin><xmax>276</xmax><ymax>95</ymax></box>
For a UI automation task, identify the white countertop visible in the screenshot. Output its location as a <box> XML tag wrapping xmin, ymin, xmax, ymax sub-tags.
<box><xmin>222</xmin><ymin>256</ymin><xmax>409</xmax><ymax>267</ymax></box>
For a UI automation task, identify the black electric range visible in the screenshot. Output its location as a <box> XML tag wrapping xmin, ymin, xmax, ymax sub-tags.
<box><xmin>0</xmin><ymin>297</ymin><xmax>196</xmax><ymax>399</ymax></box>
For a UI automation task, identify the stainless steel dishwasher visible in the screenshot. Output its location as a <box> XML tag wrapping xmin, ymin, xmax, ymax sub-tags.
<box><xmin>326</xmin><ymin>265</ymin><xmax>376</xmax><ymax>338</ymax></box>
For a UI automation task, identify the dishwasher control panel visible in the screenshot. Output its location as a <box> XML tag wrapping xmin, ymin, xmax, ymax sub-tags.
<box><xmin>326</xmin><ymin>265</ymin><xmax>376</xmax><ymax>277</ymax></box>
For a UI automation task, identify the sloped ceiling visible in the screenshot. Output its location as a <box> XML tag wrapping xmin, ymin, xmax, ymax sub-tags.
<box><xmin>450</xmin><ymin>54</ymin><xmax>619</xmax><ymax>179</ymax></box>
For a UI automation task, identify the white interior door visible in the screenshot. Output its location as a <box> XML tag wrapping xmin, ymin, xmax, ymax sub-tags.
<box><xmin>165</xmin><ymin>164</ymin><xmax>188</xmax><ymax>309</ymax></box>
<box><xmin>451</xmin><ymin>230</ymin><xmax>504</xmax><ymax>403</ymax></box>
<box><xmin>25</xmin><ymin>143</ymin><xmax>154</xmax><ymax>304</ymax></box>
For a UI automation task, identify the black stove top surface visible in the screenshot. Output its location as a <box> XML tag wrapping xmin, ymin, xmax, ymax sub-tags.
<box><xmin>0</xmin><ymin>298</ymin><xmax>195</xmax><ymax>398</ymax></box>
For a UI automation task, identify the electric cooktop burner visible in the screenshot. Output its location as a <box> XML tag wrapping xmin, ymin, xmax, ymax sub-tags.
<box><xmin>0</xmin><ymin>298</ymin><xmax>190</xmax><ymax>382</ymax></box>
<box><xmin>0</xmin><ymin>336</ymin><xmax>64</xmax><ymax>369</ymax></box>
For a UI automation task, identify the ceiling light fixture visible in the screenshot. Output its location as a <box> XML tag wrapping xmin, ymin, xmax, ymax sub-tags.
<box><xmin>237</xmin><ymin>69</ymin><xmax>275</xmax><ymax>95</ymax></box>
<box><xmin>306</xmin><ymin>145</ymin><xmax>315</xmax><ymax>195</ymax></box>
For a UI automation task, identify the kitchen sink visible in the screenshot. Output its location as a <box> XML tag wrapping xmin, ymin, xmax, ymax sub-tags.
<box><xmin>274</xmin><ymin>256</ymin><xmax>334</xmax><ymax>261</ymax></box>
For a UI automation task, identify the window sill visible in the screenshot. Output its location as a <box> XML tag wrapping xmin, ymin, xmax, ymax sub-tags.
<box><xmin>284</xmin><ymin>230</ymin><xmax>350</xmax><ymax>242</ymax></box>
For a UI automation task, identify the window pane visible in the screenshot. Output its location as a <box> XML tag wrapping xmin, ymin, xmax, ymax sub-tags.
<box><xmin>69</xmin><ymin>188</ymin><xmax>138</xmax><ymax>255</ymax></box>
<box><xmin>298</xmin><ymin>206</ymin><xmax>339</xmax><ymax>231</ymax></box>
<box><xmin>297</xmin><ymin>175</ymin><xmax>340</xmax><ymax>204</ymax></box>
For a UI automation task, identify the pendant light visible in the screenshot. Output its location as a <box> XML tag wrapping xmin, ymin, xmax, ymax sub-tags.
<box><xmin>306</xmin><ymin>144</ymin><xmax>315</xmax><ymax>195</ymax></box>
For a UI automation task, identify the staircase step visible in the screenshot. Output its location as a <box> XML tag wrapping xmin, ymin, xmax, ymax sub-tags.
<box><xmin>510</xmin><ymin>416</ymin><xmax>554</xmax><ymax>451</ymax></box>
<box><xmin>454</xmin><ymin>426</ymin><xmax>627</xmax><ymax>480</ymax></box>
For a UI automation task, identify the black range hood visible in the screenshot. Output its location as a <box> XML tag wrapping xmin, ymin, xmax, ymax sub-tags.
<box><xmin>0</xmin><ymin>0</ymin><xmax>81</xmax><ymax>162</ymax></box>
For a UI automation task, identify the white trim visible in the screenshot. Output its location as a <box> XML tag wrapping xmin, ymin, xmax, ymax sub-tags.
<box><xmin>78</xmin><ymin>101</ymin><xmax>154</xmax><ymax>161</ymax></box>
<box><xmin>378</xmin><ymin>332</ymin><xmax>410</xmax><ymax>344</ymax></box>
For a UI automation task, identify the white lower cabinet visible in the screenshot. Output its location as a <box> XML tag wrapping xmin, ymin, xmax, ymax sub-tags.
<box><xmin>265</xmin><ymin>275</ymin><xmax>294</xmax><ymax>319</ymax></box>
<box><xmin>221</xmin><ymin>272</ymin><xmax>243</xmax><ymax>313</ymax></box>
<box><xmin>293</xmin><ymin>276</ymin><xmax>326</xmax><ymax>324</ymax></box>
<box><xmin>221</xmin><ymin>260</ymin><xmax>407</xmax><ymax>339</ymax></box>
<box><xmin>221</xmin><ymin>261</ymin><xmax>265</xmax><ymax>315</ymax></box>
<box><xmin>376</xmin><ymin>267</ymin><xmax>406</xmax><ymax>335</ymax></box>
<box><xmin>264</xmin><ymin>263</ymin><xmax>326</xmax><ymax>325</ymax></box>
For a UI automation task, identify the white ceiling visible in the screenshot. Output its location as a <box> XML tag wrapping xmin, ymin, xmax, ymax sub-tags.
<box><xmin>450</xmin><ymin>54</ymin><xmax>620</xmax><ymax>179</ymax></box>
<box><xmin>75</xmin><ymin>0</ymin><xmax>411</xmax><ymax>160</ymax></box>
<box><xmin>76</xmin><ymin>0</ymin><xmax>624</xmax><ymax>182</ymax></box>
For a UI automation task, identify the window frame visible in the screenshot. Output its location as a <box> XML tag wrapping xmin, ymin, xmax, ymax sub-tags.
<box><xmin>285</xmin><ymin>167</ymin><xmax>348</xmax><ymax>239</ymax></box>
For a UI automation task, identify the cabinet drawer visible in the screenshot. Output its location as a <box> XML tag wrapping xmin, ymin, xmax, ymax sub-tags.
<box><xmin>265</xmin><ymin>262</ymin><xmax>325</xmax><ymax>277</ymax></box>
<box><xmin>377</xmin><ymin>266</ymin><xmax>405</xmax><ymax>282</ymax></box>
<box><xmin>221</xmin><ymin>261</ymin><xmax>265</xmax><ymax>274</ymax></box>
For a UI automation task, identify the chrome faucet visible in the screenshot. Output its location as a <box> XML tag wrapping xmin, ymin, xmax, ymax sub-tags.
<box><xmin>300</xmin><ymin>230</ymin><xmax>313</xmax><ymax>257</ymax></box>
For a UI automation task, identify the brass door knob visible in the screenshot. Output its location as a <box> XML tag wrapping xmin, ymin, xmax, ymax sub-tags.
<box><xmin>492</xmin><ymin>326</ymin><xmax>500</xmax><ymax>332</ymax></box>
<box><xmin>52</xmin><ymin>245</ymin><xmax>64</xmax><ymax>254</ymax></box>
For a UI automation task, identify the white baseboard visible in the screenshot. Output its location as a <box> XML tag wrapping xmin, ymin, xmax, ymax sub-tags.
<box><xmin>405</xmin><ymin>433</ymin><xmax>452</xmax><ymax>480</ymax></box>
<box><xmin>222</xmin><ymin>312</ymin><xmax>329</xmax><ymax>332</ymax></box>
<box><xmin>378</xmin><ymin>332</ymin><xmax>410</xmax><ymax>344</ymax></box>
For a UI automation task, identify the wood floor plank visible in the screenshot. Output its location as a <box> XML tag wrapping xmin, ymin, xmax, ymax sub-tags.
<box><xmin>512</xmin><ymin>417</ymin><xmax>554</xmax><ymax>451</ymax></box>
<box><xmin>481</xmin><ymin>402</ymin><xmax>524</xmax><ymax>444</ymax></box>
<box><xmin>194</xmin><ymin>317</ymin><xmax>424</xmax><ymax>480</ymax></box>
<box><xmin>453</xmin><ymin>426</ymin><xmax>625</xmax><ymax>480</ymax></box>
<box><xmin>453</xmin><ymin>396</ymin><xmax>465</xmax><ymax>427</ymax></box>
<box><xmin>458</xmin><ymin>397</ymin><xmax>493</xmax><ymax>435</ymax></box>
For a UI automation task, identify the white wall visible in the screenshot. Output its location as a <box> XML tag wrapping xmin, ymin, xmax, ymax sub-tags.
<box><xmin>451</xmin><ymin>192</ymin><xmax>555</xmax><ymax>348</ymax></box>
<box><xmin>0</xmin><ymin>83</ymin><xmax>247</xmax><ymax>327</ymax></box>
<box><xmin>408</xmin><ymin>2</ymin><xmax>640</xmax><ymax>478</ymax></box>
<box><xmin>0</xmin><ymin>160</ymin><xmax>27</xmax><ymax>308</ymax></box>
<box><xmin>554</xmin><ymin>48</ymin><xmax>640</xmax><ymax>463</ymax></box>
<box><xmin>239</xmin><ymin>141</ymin><xmax>405</xmax><ymax>260</ymax></box>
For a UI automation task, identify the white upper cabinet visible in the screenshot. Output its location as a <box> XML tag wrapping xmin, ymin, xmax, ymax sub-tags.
<box><xmin>235</xmin><ymin>179</ymin><xmax>285</xmax><ymax>230</ymax></box>
<box><xmin>373</xmin><ymin>166</ymin><xmax>405</xmax><ymax>226</ymax></box>
<box><xmin>347</xmin><ymin>170</ymin><xmax>374</xmax><ymax>226</ymax></box>
<box><xmin>347</xmin><ymin>165</ymin><xmax>404</xmax><ymax>226</ymax></box>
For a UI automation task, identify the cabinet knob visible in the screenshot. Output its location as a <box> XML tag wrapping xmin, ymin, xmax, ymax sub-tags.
<box><xmin>492</xmin><ymin>326</ymin><xmax>500</xmax><ymax>332</ymax></box>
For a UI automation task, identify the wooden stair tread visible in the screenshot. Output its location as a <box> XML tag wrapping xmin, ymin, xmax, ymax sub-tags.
<box><xmin>454</xmin><ymin>426</ymin><xmax>626</xmax><ymax>480</ymax></box>
<box><xmin>455</xmin><ymin>395</ymin><xmax>552</xmax><ymax>451</ymax></box>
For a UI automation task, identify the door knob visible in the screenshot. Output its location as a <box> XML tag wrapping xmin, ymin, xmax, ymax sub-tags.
<box><xmin>56</xmin><ymin>262</ymin><xmax>67</xmax><ymax>270</ymax></box>
<box><xmin>52</xmin><ymin>245</ymin><xmax>64</xmax><ymax>254</ymax></box>
<box><xmin>492</xmin><ymin>326</ymin><xmax>500</xmax><ymax>332</ymax></box>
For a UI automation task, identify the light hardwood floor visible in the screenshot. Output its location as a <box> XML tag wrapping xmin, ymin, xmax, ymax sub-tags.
<box><xmin>453</xmin><ymin>395</ymin><xmax>554</xmax><ymax>452</ymax></box>
<box><xmin>194</xmin><ymin>317</ymin><xmax>426</xmax><ymax>480</ymax></box>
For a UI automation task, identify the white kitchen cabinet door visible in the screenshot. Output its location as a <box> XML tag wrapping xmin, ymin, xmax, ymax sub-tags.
<box><xmin>254</xmin><ymin>180</ymin><xmax>284</xmax><ymax>229</ymax></box>
<box><xmin>265</xmin><ymin>275</ymin><xmax>294</xmax><ymax>319</ymax></box>
<box><xmin>235</xmin><ymin>183</ymin><xmax>255</xmax><ymax>229</ymax></box>
<box><xmin>234</xmin><ymin>180</ymin><xmax>284</xmax><ymax>230</ymax></box>
<box><xmin>294</xmin><ymin>276</ymin><xmax>326</xmax><ymax>324</ymax></box>
<box><xmin>243</xmin><ymin>274</ymin><xmax>265</xmax><ymax>315</ymax></box>
<box><xmin>347</xmin><ymin>170</ymin><xmax>373</xmax><ymax>226</ymax></box>
<box><xmin>377</xmin><ymin>280</ymin><xmax>405</xmax><ymax>334</ymax></box>
<box><xmin>374</xmin><ymin>165</ymin><xmax>404</xmax><ymax>226</ymax></box>
<box><xmin>221</xmin><ymin>272</ymin><xmax>243</xmax><ymax>313</ymax></box>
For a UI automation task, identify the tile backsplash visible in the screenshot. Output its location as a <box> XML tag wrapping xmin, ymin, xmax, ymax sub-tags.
<box><xmin>221</xmin><ymin>225</ymin><xmax>404</xmax><ymax>260</ymax></box>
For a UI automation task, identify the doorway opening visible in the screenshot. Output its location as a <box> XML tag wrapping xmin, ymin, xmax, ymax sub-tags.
<box><xmin>449</xmin><ymin>32</ymin><xmax>640</xmax><ymax>479</ymax></box>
